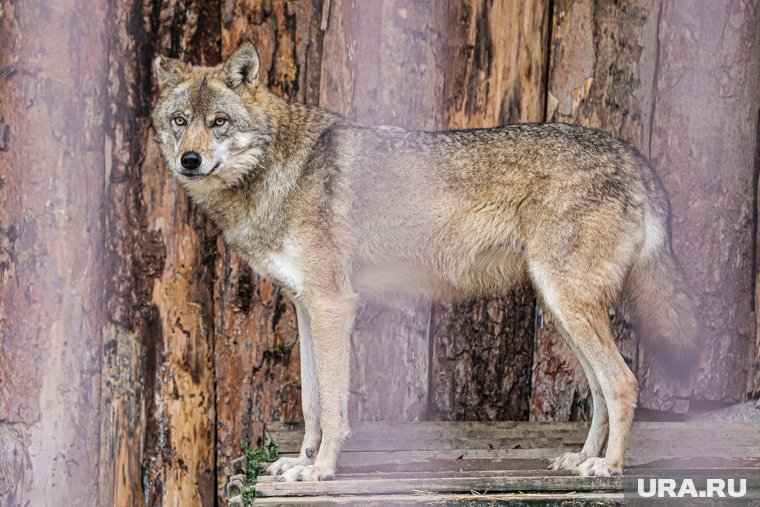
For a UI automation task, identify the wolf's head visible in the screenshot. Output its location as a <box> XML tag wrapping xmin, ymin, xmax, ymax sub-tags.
<box><xmin>151</xmin><ymin>42</ymin><xmax>272</xmax><ymax>190</ymax></box>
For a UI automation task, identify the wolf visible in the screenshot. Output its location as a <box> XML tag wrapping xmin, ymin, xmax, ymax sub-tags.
<box><xmin>151</xmin><ymin>41</ymin><xmax>699</xmax><ymax>482</ymax></box>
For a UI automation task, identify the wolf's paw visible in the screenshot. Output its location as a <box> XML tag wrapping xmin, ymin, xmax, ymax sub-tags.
<box><xmin>549</xmin><ymin>451</ymin><xmax>588</xmax><ymax>471</ymax></box>
<box><xmin>575</xmin><ymin>457</ymin><xmax>622</xmax><ymax>477</ymax></box>
<box><xmin>278</xmin><ymin>464</ymin><xmax>335</xmax><ymax>482</ymax></box>
<box><xmin>266</xmin><ymin>456</ymin><xmax>311</xmax><ymax>476</ymax></box>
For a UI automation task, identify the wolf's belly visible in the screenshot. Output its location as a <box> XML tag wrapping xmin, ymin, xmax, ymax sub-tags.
<box><xmin>351</xmin><ymin>246</ymin><xmax>528</xmax><ymax>300</ymax></box>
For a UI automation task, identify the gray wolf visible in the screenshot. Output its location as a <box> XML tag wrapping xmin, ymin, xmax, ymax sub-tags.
<box><xmin>151</xmin><ymin>41</ymin><xmax>699</xmax><ymax>481</ymax></box>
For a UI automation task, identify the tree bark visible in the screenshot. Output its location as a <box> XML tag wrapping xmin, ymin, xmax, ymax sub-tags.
<box><xmin>646</xmin><ymin>0</ymin><xmax>760</xmax><ymax>409</ymax></box>
<box><xmin>102</xmin><ymin>1</ymin><xmax>221</xmax><ymax>505</ymax></box>
<box><xmin>536</xmin><ymin>0</ymin><xmax>760</xmax><ymax>417</ymax></box>
<box><xmin>430</xmin><ymin>0</ymin><xmax>549</xmax><ymax>422</ymax></box>
<box><xmin>533</xmin><ymin>0</ymin><xmax>657</xmax><ymax>420</ymax></box>
<box><xmin>2</xmin><ymin>1</ymin><xmax>759</xmax><ymax>505</ymax></box>
<box><xmin>319</xmin><ymin>0</ymin><xmax>447</xmax><ymax>422</ymax></box>
<box><xmin>215</xmin><ymin>5</ymin><xmax>324</xmax><ymax>503</ymax></box>
<box><xmin>0</xmin><ymin>0</ymin><xmax>108</xmax><ymax>504</ymax></box>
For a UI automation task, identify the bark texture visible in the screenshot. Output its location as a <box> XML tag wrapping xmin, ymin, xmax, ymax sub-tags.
<box><xmin>102</xmin><ymin>1</ymin><xmax>222</xmax><ymax>505</ymax></box>
<box><xmin>0</xmin><ymin>0</ymin><xmax>108</xmax><ymax>504</ymax></box>
<box><xmin>645</xmin><ymin>0</ymin><xmax>760</xmax><ymax>409</ymax></box>
<box><xmin>533</xmin><ymin>0</ymin><xmax>656</xmax><ymax>420</ymax></box>
<box><xmin>430</xmin><ymin>0</ymin><xmax>549</xmax><ymax>422</ymax></box>
<box><xmin>216</xmin><ymin>4</ymin><xmax>324</xmax><ymax>502</ymax></box>
<box><xmin>534</xmin><ymin>0</ymin><xmax>760</xmax><ymax>417</ymax></box>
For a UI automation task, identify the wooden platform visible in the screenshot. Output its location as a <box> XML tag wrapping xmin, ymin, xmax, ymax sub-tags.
<box><xmin>255</xmin><ymin>421</ymin><xmax>760</xmax><ymax>505</ymax></box>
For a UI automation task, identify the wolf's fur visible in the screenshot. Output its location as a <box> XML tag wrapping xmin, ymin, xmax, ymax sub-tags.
<box><xmin>152</xmin><ymin>42</ymin><xmax>699</xmax><ymax>481</ymax></box>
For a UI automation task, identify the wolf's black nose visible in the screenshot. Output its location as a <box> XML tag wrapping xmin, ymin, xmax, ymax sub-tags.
<box><xmin>181</xmin><ymin>151</ymin><xmax>202</xmax><ymax>170</ymax></box>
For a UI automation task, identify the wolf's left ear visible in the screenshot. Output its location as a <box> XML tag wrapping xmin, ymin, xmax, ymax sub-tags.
<box><xmin>223</xmin><ymin>41</ymin><xmax>260</xmax><ymax>91</ymax></box>
<box><xmin>154</xmin><ymin>56</ymin><xmax>189</xmax><ymax>91</ymax></box>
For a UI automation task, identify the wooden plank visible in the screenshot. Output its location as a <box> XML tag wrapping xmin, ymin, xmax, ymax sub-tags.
<box><xmin>260</xmin><ymin>447</ymin><xmax>760</xmax><ymax>477</ymax></box>
<box><xmin>257</xmin><ymin>469</ymin><xmax>581</xmax><ymax>484</ymax></box>
<box><xmin>264</xmin><ymin>457</ymin><xmax>760</xmax><ymax>477</ymax></box>
<box><xmin>266</xmin><ymin>421</ymin><xmax>760</xmax><ymax>453</ymax></box>
<box><xmin>256</xmin><ymin>475</ymin><xmax>620</xmax><ymax>498</ymax></box>
<box><xmin>429</xmin><ymin>0</ymin><xmax>550</xmax><ymax>423</ymax></box>
<box><xmin>0</xmin><ymin>0</ymin><xmax>109</xmax><ymax>505</ymax></box>
<box><xmin>253</xmin><ymin>492</ymin><xmax>624</xmax><ymax>506</ymax></box>
<box><xmin>317</xmin><ymin>446</ymin><xmax>760</xmax><ymax>464</ymax></box>
<box><xmin>129</xmin><ymin>4</ymin><xmax>222</xmax><ymax>505</ymax></box>
<box><xmin>266</xmin><ymin>419</ymin><xmax>760</xmax><ymax>432</ymax></box>
<box><xmin>217</xmin><ymin>3</ymin><xmax>325</xmax><ymax>503</ymax></box>
<box><xmin>319</xmin><ymin>0</ymin><xmax>444</xmax><ymax>422</ymax></box>
<box><xmin>537</xmin><ymin>0</ymin><xmax>657</xmax><ymax>417</ymax></box>
<box><xmin>646</xmin><ymin>0</ymin><xmax>760</xmax><ymax>406</ymax></box>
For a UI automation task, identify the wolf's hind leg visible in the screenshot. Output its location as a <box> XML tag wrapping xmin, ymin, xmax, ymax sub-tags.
<box><xmin>553</xmin><ymin>309</ymin><xmax>635</xmax><ymax>476</ymax></box>
<box><xmin>279</xmin><ymin>293</ymin><xmax>357</xmax><ymax>482</ymax></box>
<box><xmin>268</xmin><ymin>302</ymin><xmax>322</xmax><ymax>475</ymax></box>
<box><xmin>571</xmin><ymin>312</ymin><xmax>636</xmax><ymax>477</ymax></box>
<box><xmin>531</xmin><ymin>267</ymin><xmax>636</xmax><ymax>477</ymax></box>
<box><xmin>549</xmin><ymin>320</ymin><xmax>609</xmax><ymax>471</ymax></box>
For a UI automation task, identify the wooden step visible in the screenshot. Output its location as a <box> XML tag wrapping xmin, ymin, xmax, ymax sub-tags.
<box><xmin>251</xmin><ymin>421</ymin><xmax>760</xmax><ymax>505</ymax></box>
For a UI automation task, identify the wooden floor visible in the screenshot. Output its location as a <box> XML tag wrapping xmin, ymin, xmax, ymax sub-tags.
<box><xmin>253</xmin><ymin>421</ymin><xmax>760</xmax><ymax>505</ymax></box>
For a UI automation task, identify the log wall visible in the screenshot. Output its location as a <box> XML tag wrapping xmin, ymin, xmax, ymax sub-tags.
<box><xmin>1</xmin><ymin>0</ymin><xmax>759</xmax><ymax>504</ymax></box>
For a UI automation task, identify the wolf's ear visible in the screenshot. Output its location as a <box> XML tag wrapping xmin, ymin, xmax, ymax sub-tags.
<box><xmin>223</xmin><ymin>41</ymin><xmax>260</xmax><ymax>91</ymax></box>
<box><xmin>154</xmin><ymin>56</ymin><xmax>189</xmax><ymax>91</ymax></box>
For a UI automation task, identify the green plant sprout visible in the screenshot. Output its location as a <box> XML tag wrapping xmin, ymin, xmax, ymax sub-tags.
<box><xmin>238</xmin><ymin>434</ymin><xmax>279</xmax><ymax>506</ymax></box>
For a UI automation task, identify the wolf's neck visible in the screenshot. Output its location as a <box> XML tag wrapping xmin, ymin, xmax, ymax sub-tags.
<box><xmin>195</xmin><ymin>90</ymin><xmax>337</xmax><ymax>253</ymax></box>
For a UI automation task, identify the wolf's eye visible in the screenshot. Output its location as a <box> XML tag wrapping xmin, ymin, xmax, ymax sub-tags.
<box><xmin>173</xmin><ymin>116</ymin><xmax>187</xmax><ymax>126</ymax></box>
<box><xmin>213</xmin><ymin>117</ymin><xmax>228</xmax><ymax>127</ymax></box>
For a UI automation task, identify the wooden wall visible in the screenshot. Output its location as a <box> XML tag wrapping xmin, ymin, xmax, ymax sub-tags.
<box><xmin>1</xmin><ymin>0</ymin><xmax>759</xmax><ymax>505</ymax></box>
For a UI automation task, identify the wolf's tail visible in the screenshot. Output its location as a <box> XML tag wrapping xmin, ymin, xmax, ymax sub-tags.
<box><xmin>624</xmin><ymin>213</ymin><xmax>701</xmax><ymax>378</ymax></box>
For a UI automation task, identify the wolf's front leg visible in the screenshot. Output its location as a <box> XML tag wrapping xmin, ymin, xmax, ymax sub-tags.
<box><xmin>279</xmin><ymin>293</ymin><xmax>357</xmax><ymax>482</ymax></box>
<box><xmin>267</xmin><ymin>302</ymin><xmax>322</xmax><ymax>476</ymax></box>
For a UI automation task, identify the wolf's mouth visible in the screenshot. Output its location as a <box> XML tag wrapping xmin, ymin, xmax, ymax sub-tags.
<box><xmin>180</xmin><ymin>162</ymin><xmax>220</xmax><ymax>179</ymax></box>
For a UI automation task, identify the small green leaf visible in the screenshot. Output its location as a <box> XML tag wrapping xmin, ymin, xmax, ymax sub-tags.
<box><xmin>234</xmin><ymin>435</ymin><xmax>279</xmax><ymax>506</ymax></box>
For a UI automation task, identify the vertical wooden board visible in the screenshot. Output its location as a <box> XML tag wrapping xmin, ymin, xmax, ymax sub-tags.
<box><xmin>430</xmin><ymin>293</ymin><xmax>537</xmax><ymax>421</ymax></box>
<box><xmin>103</xmin><ymin>1</ymin><xmax>222</xmax><ymax>505</ymax></box>
<box><xmin>213</xmin><ymin>246</ymin><xmax>300</xmax><ymax>486</ymax></box>
<box><xmin>647</xmin><ymin>0</ymin><xmax>760</xmax><ymax>406</ymax></box>
<box><xmin>319</xmin><ymin>0</ymin><xmax>449</xmax><ymax>422</ymax></box>
<box><xmin>216</xmin><ymin>1</ymin><xmax>324</xmax><ymax>500</ymax></box>
<box><xmin>429</xmin><ymin>0</ymin><xmax>549</xmax><ymax>422</ymax></box>
<box><xmin>529</xmin><ymin>321</ymin><xmax>592</xmax><ymax>422</ymax></box>
<box><xmin>755</xmin><ymin>108</ymin><xmax>760</xmax><ymax>399</ymax></box>
<box><xmin>443</xmin><ymin>0</ymin><xmax>550</xmax><ymax>128</ymax></box>
<box><xmin>534</xmin><ymin>0</ymin><xmax>657</xmax><ymax>419</ymax></box>
<box><xmin>101</xmin><ymin>2</ymin><xmax>167</xmax><ymax>505</ymax></box>
<box><xmin>0</xmin><ymin>0</ymin><xmax>108</xmax><ymax>504</ymax></box>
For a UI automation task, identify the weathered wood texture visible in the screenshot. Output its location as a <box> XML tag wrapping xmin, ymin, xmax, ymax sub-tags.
<box><xmin>646</xmin><ymin>0</ymin><xmax>760</xmax><ymax>408</ymax></box>
<box><xmin>216</xmin><ymin>1</ymin><xmax>325</xmax><ymax>502</ymax></box>
<box><xmin>429</xmin><ymin>0</ymin><xmax>549</xmax><ymax>423</ymax></box>
<box><xmin>2</xmin><ymin>0</ymin><xmax>760</xmax><ymax>505</ymax></box>
<box><xmin>256</xmin><ymin>420</ymin><xmax>760</xmax><ymax>505</ymax></box>
<box><xmin>0</xmin><ymin>0</ymin><xmax>109</xmax><ymax>504</ymax></box>
<box><xmin>102</xmin><ymin>1</ymin><xmax>222</xmax><ymax>505</ymax></box>
<box><xmin>215</xmin><ymin>1</ymin><xmax>323</xmax><ymax>498</ymax></box>
<box><xmin>536</xmin><ymin>0</ymin><xmax>760</xmax><ymax>417</ymax></box>
<box><xmin>318</xmin><ymin>0</ymin><xmax>445</xmax><ymax>423</ymax></box>
<box><xmin>756</xmin><ymin>107</ymin><xmax>760</xmax><ymax>399</ymax></box>
<box><xmin>534</xmin><ymin>0</ymin><xmax>656</xmax><ymax>420</ymax></box>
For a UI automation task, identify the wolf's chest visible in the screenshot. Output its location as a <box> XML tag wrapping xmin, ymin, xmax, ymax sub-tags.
<box><xmin>254</xmin><ymin>249</ymin><xmax>303</xmax><ymax>294</ymax></box>
<box><xmin>228</xmin><ymin>230</ymin><xmax>304</xmax><ymax>294</ymax></box>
